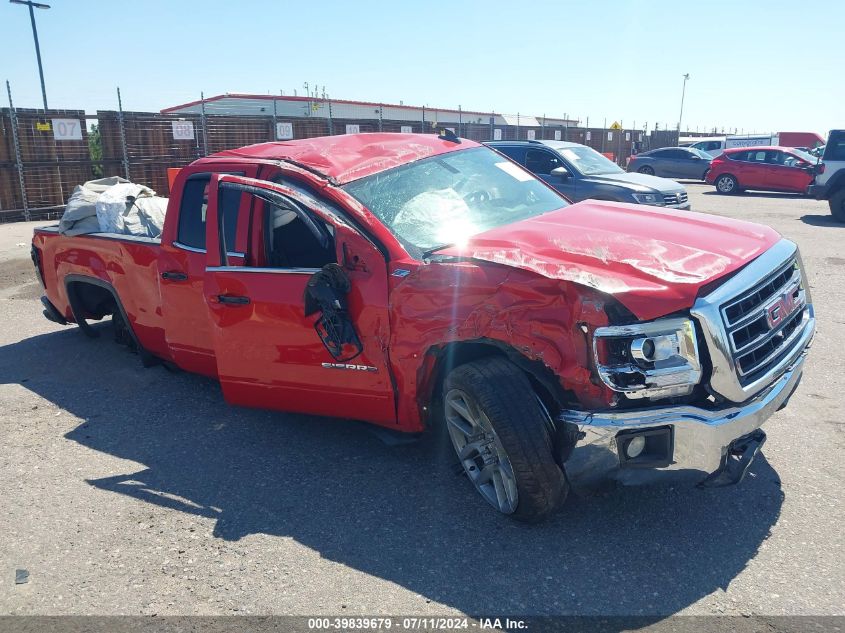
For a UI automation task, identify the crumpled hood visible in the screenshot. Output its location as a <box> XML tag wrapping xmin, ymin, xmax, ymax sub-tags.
<box><xmin>582</xmin><ymin>171</ymin><xmax>685</xmax><ymax>193</ymax></box>
<box><xmin>439</xmin><ymin>201</ymin><xmax>780</xmax><ymax>321</ymax></box>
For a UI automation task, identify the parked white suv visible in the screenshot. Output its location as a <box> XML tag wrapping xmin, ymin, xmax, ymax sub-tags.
<box><xmin>808</xmin><ymin>130</ymin><xmax>845</xmax><ymax>222</ymax></box>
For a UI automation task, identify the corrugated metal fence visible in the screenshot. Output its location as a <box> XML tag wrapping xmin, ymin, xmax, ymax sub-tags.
<box><xmin>1</xmin><ymin>94</ymin><xmax>678</xmax><ymax>223</ymax></box>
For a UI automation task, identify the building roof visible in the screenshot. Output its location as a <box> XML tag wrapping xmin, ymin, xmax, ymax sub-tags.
<box><xmin>161</xmin><ymin>93</ymin><xmax>579</xmax><ymax>127</ymax></box>
<box><xmin>203</xmin><ymin>133</ymin><xmax>480</xmax><ymax>184</ymax></box>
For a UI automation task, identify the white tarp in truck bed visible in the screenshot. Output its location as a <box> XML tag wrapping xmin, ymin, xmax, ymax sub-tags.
<box><xmin>59</xmin><ymin>176</ymin><xmax>167</xmax><ymax>238</ymax></box>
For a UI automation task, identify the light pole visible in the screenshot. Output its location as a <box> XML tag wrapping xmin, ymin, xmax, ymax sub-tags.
<box><xmin>10</xmin><ymin>0</ymin><xmax>51</xmax><ymax>110</ymax></box>
<box><xmin>677</xmin><ymin>73</ymin><xmax>690</xmax><ymax>138</ymax></box>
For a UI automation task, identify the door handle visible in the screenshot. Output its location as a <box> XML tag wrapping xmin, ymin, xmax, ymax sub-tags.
<box><xmin>161</xmin><ymin>270</ymin><xmax>188</xmax><ymax>282</ymax></box>
<box><xmin>216</xmin><ymin>294</ymin><xmax>250</xmax><ymax>305</ymax></box>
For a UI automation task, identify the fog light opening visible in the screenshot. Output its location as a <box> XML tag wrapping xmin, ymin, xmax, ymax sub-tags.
<box><xmin>626</xmin><ymin>435</ymin><xmax>646</xmax><ymax>458</ymax></box>
<box><xmin>617</xmin><ymin>426</ymin><xmax>674</xmax><ymax>469</ymax></box>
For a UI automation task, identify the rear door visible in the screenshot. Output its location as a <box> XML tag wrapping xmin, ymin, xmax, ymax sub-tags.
<box><xmin>201</xmin><ymin>174</ymin><xmax>396</xmax><ymax>425</ymax></box>
<box><xmin>646</xmin><ymin>149</ymin><xmax>672</xmax><ymax>176</ymax></box>
<box><xmin>158</xmin><ymin>165</ymin><xmax>256</xmax><ymax>376</ymax></box>
<box><xmin>737</xmin><ymin>149</ymin><xmax>769</xmax><ymax>189</ymax></box>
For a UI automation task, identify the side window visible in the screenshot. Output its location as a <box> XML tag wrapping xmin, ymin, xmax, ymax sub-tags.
<box><xmin>824</xmin><ymin>134</ymin><xmax>845</xmax><ymax>161</ymax></box>
<box><xmin>729</xmin><ymin>151</ymin><xmax>748</xmax><ymax>162</ymax></box>
<box><xmin>765</xmin><ymin>151</ymin><xmax>785</xmax><ymax>165</ymax></box>
<box><xmin>263</xmin><ymin>198</ymin><xmax>335</xmax><ymax>269</ymax></box>
<box><xmin>492</xmin><ymin>145</ymin><xmax>526</xmax><ymax>164</ymax></box>
<box><xmin>525</xmin><ymin>150</ymin><xmax>561</xmax><ymax>174</ymax></box>
<box><xmin>705</xmin><ymin>141</ymin><xmax>722</xmax><ymax>152</ymax></box>
<box><xmin>178</xmin><ymin>175</ymin><xmax>242</xmax><ymax>251</ymax></box>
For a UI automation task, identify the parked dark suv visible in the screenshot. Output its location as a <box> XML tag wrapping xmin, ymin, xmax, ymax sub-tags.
<box><xmin>487</xmin><ymin>140</ymin><xmax>690</xmax><ymax>209</ymax></box>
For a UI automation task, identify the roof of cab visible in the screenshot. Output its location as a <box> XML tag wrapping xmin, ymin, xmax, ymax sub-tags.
<box><xmin>200</xmin><ymin>133</ymin><xmax>478</xmax><ymax>184</ymax></box>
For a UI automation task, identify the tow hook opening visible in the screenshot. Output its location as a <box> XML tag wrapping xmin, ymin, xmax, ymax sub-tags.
<box><xmin>698</xmin><ymin>428</ymin><xmax>767</xmax><ymax>488</ymax></box>
<box><xmin>616</xmin><ymin>426</ymin><xmax>673</xmax><ymax>468</ymax></box>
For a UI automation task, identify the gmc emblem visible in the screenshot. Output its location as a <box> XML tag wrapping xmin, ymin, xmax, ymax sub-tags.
<box><xmin>765</xmin><ymin>285</ymin><xmax>803</xmax><ymax>330</ymax></box>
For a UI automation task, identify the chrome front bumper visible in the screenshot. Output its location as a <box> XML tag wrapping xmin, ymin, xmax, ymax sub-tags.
<box><xmin>559</xmin><ymin>347</ymin><xmax>809</xmax><ymax>491</ymax></box>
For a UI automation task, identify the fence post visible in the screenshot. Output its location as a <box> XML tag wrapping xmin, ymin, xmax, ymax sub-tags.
<box><xmin>6</xmin><ymin>81</ymin><xmax>29</xmax><ymax>221</ymax></box>
<box><xmin>199</xmin><ymin>92</ymin><xmax>208</xmax><ymax>156</ymax></box>
<box><xmin>327</xmin><ymin>98</ymin><xmax>334</xmax><ymax>135</ymax></box>
<box><xmin>378</xmin><ymin>104</ymin><xmax>383</xmax><ymax>132</ymax></box>
<box><xmin>458</xmin><ymin>105</ymin><xmax>462</xmax><ymax>138</ymax></box>
<box><xmin>116</xmin><ymin>87</ymin><xmax>130</xmax><ymax>180</ymax></box>
<box><xmin>489</xmin><ymin>113</ymin><xmax>494</xmax><ymax>140</ymax></box>
<box><xmin>421</xmin><ymin>105</ymin><xmax>425</xmax><ymax>132</ymax></box>
<box><xmin>272</xmin><ymin>94</ymin><xmax>278</xmax><ymax>141</ymax></box>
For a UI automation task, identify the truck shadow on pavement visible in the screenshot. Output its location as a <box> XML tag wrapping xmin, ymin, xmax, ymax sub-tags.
<box><xmin>1</xmin><ymin>325</ymin><xmax>785</xmax><ymax>617</ymax></box>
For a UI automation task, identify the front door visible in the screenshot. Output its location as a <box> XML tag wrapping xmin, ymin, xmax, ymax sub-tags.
<box><xmin>765</xmin><ymin>151</ymin><xmax>812</xmax><ymax>192</ymax></box>
<box><xmin>525</xmin><ymin>148</ymin><xmax>577</xmax><ymax>200</ymax></box>
<box><xmin>201</xmin><ymin>174</ymin><xmax>396</xmax><ymax>426</ymax></box>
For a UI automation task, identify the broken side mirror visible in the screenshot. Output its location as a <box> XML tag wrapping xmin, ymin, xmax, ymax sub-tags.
<box><xmin>303</xmin><ymin>264</ymin><xmax>363</xmax><ymax>362</ymax></box>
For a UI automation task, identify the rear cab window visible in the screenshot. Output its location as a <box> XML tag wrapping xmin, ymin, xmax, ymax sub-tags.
<box><xmin>177</xmin><ymin>173</ymin><xmax>244</xmax><ymax>252</ymax></box>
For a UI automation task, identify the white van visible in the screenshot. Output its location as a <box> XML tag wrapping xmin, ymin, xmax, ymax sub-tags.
<box><xmin>686</xmin><ymin>137</ymin><xmax>726</xmax><ymax>156</ymax></box>
<box><xmin>687</xmin><ymin>134</ymin><xmax>780</xmax><ymax>157</ymax></box>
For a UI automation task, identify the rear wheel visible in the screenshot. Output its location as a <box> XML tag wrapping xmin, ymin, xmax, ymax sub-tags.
<box><xmin>830</xmin><ymin>189</ymin><xmax>845</xmax><ymax>223</ymax></box>
<box><xmin>715</xmin><ymin>174</ymin><xmax>739</xmax><ymax>194</ymax></box>
<box><xmin>638</xmin><ymin>165</ymin><xmax>655</xmax><ymax>175</ymax></box>
<box><xmin>442</xmin><ymin>357</ymin><xmax>568</xmax><ymax>522</ymax></box>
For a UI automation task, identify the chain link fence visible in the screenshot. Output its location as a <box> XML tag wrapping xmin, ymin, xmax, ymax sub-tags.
<box><xmin>2</xmin><ymin>83</ymin><xmax>691</xmax><ymax>223</ymax></box>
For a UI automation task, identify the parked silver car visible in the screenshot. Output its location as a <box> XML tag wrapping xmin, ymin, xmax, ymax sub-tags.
<box><xmin>628</xmin><ymin>147</ymin><xmax>712</xmax><ymax>181</ymax></box>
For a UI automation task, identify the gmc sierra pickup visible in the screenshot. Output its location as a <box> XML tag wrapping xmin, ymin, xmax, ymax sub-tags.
<box><xmin>31</xmin><ymin>133</ymin><xmax>815</xmax><ymax>522</ymax></box>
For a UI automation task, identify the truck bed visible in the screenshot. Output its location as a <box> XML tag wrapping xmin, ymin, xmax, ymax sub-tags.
<box><xmin>32</xmin><ymin>226</ymin><xmax>171</xmax><ymax>359</ymax></box>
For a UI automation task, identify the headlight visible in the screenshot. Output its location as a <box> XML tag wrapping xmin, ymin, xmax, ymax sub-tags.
<box><xmin>631</xmin><ymin>192</ymin><xmax>663</xmax><ymax>205</ymax></box>
<box><xmin>593</xmin><ymin>317</ymin><xmax>702</xmax><ymax>400</ymax></box>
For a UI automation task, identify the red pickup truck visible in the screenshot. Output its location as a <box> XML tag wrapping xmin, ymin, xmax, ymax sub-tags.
<box><xmin>31</xmin><ymin>133</ymin><xmax>815</xmax><ymax>522</ymax></box>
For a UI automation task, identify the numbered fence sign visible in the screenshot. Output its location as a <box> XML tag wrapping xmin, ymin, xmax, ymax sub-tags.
<box><xmin>554</xmin><ymin>130</ymin><xmax>562</xmax><ymax>141</ymax></box>
<box><xmin>526</xmin><ymin>130</ymin><xmax>536</xmax><ymax>140</ymax></box>
<box><xmin>493</xmin><ymin>128</ymin><xmax>502</xmax><ymax>141</ymax></box>
<box><xmin>346</xmin><ymin>124</ymin><xmax>361</xmax><ymax>135</ymax></box>
<box><xmin>400</xmin><ymin>125</ymin><xmax>413</xmax><ymax>134</ymax></box>
<box><xmin>172</xmin><ymin>120</ymin><xmax>195</xmax><ymax>140</ymax></box>
<box><xmin>276</xmin><ymin>122</ymin><xmax>294</xmax><ymax>140</ymax></box>
<box><xmin>52</xmin><ymin>119</ymin><xmax>83</xmax><ymax>141</ymax></box>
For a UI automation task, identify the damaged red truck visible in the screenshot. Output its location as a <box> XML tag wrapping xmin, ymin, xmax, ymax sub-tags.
<box><xmin>31</xmin><ymin>133</ymin><xmax>815</xmax><ymax>521</ymax></box>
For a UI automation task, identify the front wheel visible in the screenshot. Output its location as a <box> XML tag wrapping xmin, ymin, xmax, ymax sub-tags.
<box><xmin>830</xmin><ymin>189</ymin><xmax>845</xmax><ymax>223</ymax></box>
<box><xmin>442</xmin><ymin>358</ymin><xmax>568</xmax><ymax>522</ymax></box>
<box><xmin>715</xmin><ymin>174</ymin><xmax>739</xmax><ymax>194</ymax></box>
<box><xmin>638</xmin><ymin>165</ymin><xmax>655</xmax><ymax>175</ymax></box>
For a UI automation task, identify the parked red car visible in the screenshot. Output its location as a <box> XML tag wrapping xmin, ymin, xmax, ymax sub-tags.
<box><xmin>706</xmin><ymin>146</ymin><xmax>816</xmax><ymax>194</ymax></box>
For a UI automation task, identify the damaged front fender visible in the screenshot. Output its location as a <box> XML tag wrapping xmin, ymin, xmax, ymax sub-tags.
<box><xmin>388</xmin><ymin>261</ymin><xmax>621</xmax><ymax>432</ymax></box>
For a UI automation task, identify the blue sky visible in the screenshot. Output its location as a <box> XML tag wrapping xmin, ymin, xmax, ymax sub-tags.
<box><xmin>1</xmin><ymin>0</ymin><xmax>841</xmax><ymax>135</ymax></box>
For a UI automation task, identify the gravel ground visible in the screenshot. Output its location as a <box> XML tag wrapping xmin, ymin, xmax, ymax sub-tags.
<box><xmin>0</xmin><ymin>184</ymin><xmax>843</xmax><ymax>618</ymax></box>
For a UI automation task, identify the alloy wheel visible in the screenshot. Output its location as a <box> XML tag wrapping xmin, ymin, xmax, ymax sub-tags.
<box><xmin>444</xmin><ymin>388</ymin><xmax>519</xmax><ymax>514</ymax></box>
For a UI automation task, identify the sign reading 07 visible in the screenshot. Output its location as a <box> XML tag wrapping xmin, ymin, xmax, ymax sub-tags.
<box><xmin>52</xmin><ymin>119</ymin><xmax>83</xmax><ymax>141</ymax></box>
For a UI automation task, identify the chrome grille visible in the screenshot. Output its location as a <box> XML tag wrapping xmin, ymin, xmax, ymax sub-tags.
<box><xmin>663</xmin><ymin>192</ymin><xmax>688</xmax><ymax>206</ymax></box>
<box><xmin>720</xmin><ymin>258</ymin><xmax>808</xmax><ymax>384</ymax></box>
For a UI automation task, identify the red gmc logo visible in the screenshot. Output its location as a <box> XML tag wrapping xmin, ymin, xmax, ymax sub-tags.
<box><xmin>765</xmin><ymin>286</ymin><xmax>803</xmax><ymax>329</ymax></box>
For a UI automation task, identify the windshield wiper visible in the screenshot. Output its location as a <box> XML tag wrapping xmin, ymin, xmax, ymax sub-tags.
<box><xmin>421</xmin><ymin>243</ymin><xmax>454</xmax><ymax>259</ymax></box>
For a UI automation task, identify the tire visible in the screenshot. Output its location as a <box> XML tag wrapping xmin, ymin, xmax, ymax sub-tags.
<box><xmin>638</xmin><ymin>165</ymin><xmax>655</xmax><ymax>175</ymax></box>
<box><xmin>715</xmin><ymin>174</ymin><xmax>739</xmax><ymax>194</ymax></box>
<box><xmin>830</xmin><ymin>189</ymin><xmax>845</xmax><ymax>223</ymax></box>
<box><xmin>442</xmin><ymin>357</ymin><xmax>568</xmax><ymax>522</ymax></box>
